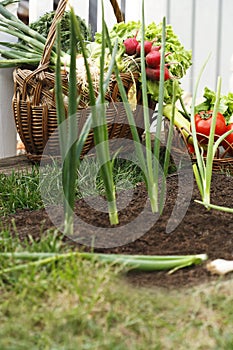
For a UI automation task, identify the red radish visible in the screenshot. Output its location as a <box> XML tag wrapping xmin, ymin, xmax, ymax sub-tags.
<box><xmin>123</xmin><ymin>32</ymin><xmax>139</xmax><ymax>55</ymax></box>
<box><xmin>136</xmin><ymin>41</ymin><xmax>153</xmax><ymax>56</ymax></box>
<box><xmin>146</xmin><ymin>50</ymin><xmax>161</xmax><ymax>68</ymax></box>
<box><xmin>151</xmin><ymin>45</ymin><xmax>161</xmax><ymax>51</ymax></box>
<box><xmin>146</xmin><ymin>66</ymin><xmax>171</xmax><ymax>81</ymax></box>
<box><xmin>146</xmin><ymin>50</ymin><xmax>171</xmax><ymax>68</ymax></box>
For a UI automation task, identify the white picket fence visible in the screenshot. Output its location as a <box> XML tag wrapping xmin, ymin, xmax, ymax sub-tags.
<box><xmin>1</xmin><ymin>0</ymin><xmax>233</xmax><ymax>158</ymax></box>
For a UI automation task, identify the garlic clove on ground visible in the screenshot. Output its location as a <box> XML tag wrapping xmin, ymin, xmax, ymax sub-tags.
<box><xmin>206</xmin><ymin>259</ymin><xmax>233</xmax><ymax>275</ymax></box>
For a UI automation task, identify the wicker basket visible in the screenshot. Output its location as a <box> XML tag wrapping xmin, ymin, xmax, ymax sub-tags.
<box><xmin>163</xmin><ymin>119</ymin><xmax>233</xmax><ymax>172</ymax></box>
<box><xmin>12</xmin><ymin>0</ymin><xmax>152</xmax><ymax>162</ymax></box>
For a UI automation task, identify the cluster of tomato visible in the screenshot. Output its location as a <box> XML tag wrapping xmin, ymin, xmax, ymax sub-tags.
<box><xmin>190</xmin><ymin>110</ymin><xmax>233</xmax><ymax>155</ymax></box>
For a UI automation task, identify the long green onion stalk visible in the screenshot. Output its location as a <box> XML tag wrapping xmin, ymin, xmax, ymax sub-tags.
<box><xmin>55</xmin><ymin>5</ymin><xmax>121</xmax><ymax>234</ymax></box>
<box><xmin>159</xmin><ymin>80</ymin><xmax>178</xmax><ymax>212</ymax></box>
<box><xmin>104</xmin><ymin>22</ymin><xmax>148</xmax><ymax>184</ymax></box>
<box><xmin>55</xmin><ymin>15</ymin><xmax>79</xmax><ymax>236</ymax></box>
<box><xmin>0</xmin><ymin>251</ymin><xmax>208</xmax><ymax>275</ymax></box>
<box><xmin>71</xmin><ymin>3</ymin><xmax>119</xmax><ymax>225</ymax></box>
<box><xmin>55</xmin><ymin>11</ymin><xmax>96</xmax><ymax>234</ymax></box>
<box><xmin>153</xmin><ymin>16</ymin><xmax>167</xmax><ymax>212</ymax></box>
<box><xmin>104</xmin><ymin>2</ymin><xmax>170</xmax><ymax>215</ymax></box>
<box><xmin>140</xmin><ymin>1</ymin><xmax>158</xmax><ymax>212</ymax></box>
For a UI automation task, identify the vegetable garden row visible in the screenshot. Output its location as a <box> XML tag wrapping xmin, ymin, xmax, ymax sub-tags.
<box><xmin>0</xmin><ymin>0</ymin><xmax>232</xmax><ymax>279</ymax></box>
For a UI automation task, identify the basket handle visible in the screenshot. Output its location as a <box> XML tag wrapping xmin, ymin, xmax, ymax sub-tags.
<box><xmin>38</xmin><ymin>0</ymin><xmax>124</xmax><ymax>70</ymax></box>
<box><xmin>39</xmin><ymin>0</ymin><xmax>68</xmax><ymax>68</ymax></box>
<box><xmin>109</xmin><ymin>0</ymin><xmax>124</xmax><ymax>22</ymax></box>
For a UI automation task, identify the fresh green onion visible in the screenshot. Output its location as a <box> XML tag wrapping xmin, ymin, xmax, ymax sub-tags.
<box><xmin>55</xmin><ymin>15</ymin><xmax>77</xmax><ymax>236</ymax></box>
<box><xmin>71</xmin><ymin>3</ymin><xmax>119</xmax><ymax>225</ymax></box>
<box><xmin>104</xmin><ymin>2</ymin><xmax>169</xmax><ymax>215</ymax></box>
<box><xmin>64</xmin><ymin>11</ymin><xmax>78</xmax><ymax>235</ymax></box>
<box><xmin>55</xmin><ymin>10</ymin><xmax>98</xmax><ymax>235</ymax></box>
<box><xmin>104</xmin><ymin>21</ymin><xmax>147</xmax><ymax>176</ymax></box>
<box><xmin>0</xmin><ymin>251</ymin><xmax>208</xmax><ymax>275</ymax></box>
<box><xmin>159</xmin><ymin>80</ymin><xmax>177</xmax><ymax>212</ymax></box>
<box><xmin>190</xmin><ymin>67</ymin><xmax>233</xmax><ymax>213</ymax></box>
<box><xmin>153</xmin><ymin>16</ymin><xmax>166</xmax><ymax>208</ymax></box>
<box><xmin>140</xmin><ymin>0</ymin><xmax>158</xmax><ymax>213</ymax></box>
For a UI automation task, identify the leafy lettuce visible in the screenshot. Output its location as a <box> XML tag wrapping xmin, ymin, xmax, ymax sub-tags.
<box><xmin>195</xmin><ymin>87</ymin><xmax>233</xmax><ymax>123</ymax></box>
<box><xmin>92</xmin><ymin>20</ymin><xmax>192</xmax><ymax>104</ymax></box>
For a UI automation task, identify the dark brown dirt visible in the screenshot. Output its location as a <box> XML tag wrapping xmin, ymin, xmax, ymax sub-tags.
<box><xmin>1</xmin><ymin>171</ymin><xmax>233</xmax><ymax>289</ymax></box>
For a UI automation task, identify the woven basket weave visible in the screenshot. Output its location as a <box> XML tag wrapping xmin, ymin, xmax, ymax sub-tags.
<box><xmin>163</xmin><ymin>119</ymin><xmax>233</xmax><ymax>172</ymax></box>
<box><xmin>12</xmin><ymin>0</ymin><xmax>150</xmax><ymax>162</ymax></box>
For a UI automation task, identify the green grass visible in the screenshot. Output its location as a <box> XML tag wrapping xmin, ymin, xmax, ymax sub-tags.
<box><xmin>0</xmin><ymin>154</ymin><xmax>176</xmax><ymax>216</ymax></box>
<box><xmin>0</xmin><ymin>158</ymin><xmax>145</xmax><ymax>216</ymax></box>
<box><xmin>0</xmin><ymin>230</ymin><xmax>232</xmax><ymax>350</ymax></box>
<box><xmin>0</xmin><ymin>167</ymin><xmax>43</xmax><ymax>215</ymax></box>
<box><xmin>0</xmin><ymin>162</ymin><xmax>232</xmax><ymax>349</ymax></box>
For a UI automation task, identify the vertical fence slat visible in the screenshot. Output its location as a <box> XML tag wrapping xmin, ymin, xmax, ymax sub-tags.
<box><xmin>89</xmin><ymin>0</ymin><xmax>98</xmax><ymax>37</ymax></box>
<box><xmin>220</xmin><ymin>0</ymin><xmax>233</xmax><ymax>93</ymax></box>
<box><xmin>192</xmin><ymin>0</ymin><xmax>219</xmax><ymax>99</ymax></box>
<box><xmin>166</xmin><ymin>0</ymin><xmax>193</xmax><ymax>94</ymax></box>
<box><xmin>70</xmin><ymin>0</ymin><xmax>89</xmax><ymax>25</ymax></box>
<box><xmin>29</xmin><ymin>0</ymin><xmax>53</xmax><ymax>23</ymax></box>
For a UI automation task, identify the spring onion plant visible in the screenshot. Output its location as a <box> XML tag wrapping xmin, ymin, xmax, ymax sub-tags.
<box><xmin>104</xmin><ymin>2</ymin><xmax>171</xmax><ymax>214</ymax></box>
<box><xmin>0</xmin><ymin>251</ymin><xmax>208</xmax><ymax>275</ymax></box>
<box><xmin>55</xmin><ymin>16</ymin><xmax>79</xmax><ymax>236</ymax></box>
<box><xmin>55</xmin><ymin>5</ymin><xmax>120</xmax><ymax>234</ymax></box>
<box><xmin>159</xmin><ymin>80</ymin><xmax>177</xmax><ymax>212</ymax></box>
<box><xmin>190</xmin><ymin>65</ymin><xmax>233</xmax><ymax>212</ymax></box>
<box><xmin>139</xmin><ymin>2</ymin><xmax>159</xmax><ymax>212</ymax></box>
<box><xmin>72</xmin><ymin>3</ymin><xmax>119</xmax><ymax>225</ymax></box>
<box><xmin>152</xmin><ymin>16</ymin><xmax>167</xmax><ymax>212</ymax></box>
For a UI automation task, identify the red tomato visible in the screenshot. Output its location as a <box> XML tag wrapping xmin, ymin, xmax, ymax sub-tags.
<box><xmin>222</xmin><ymin>123</ymin><xmax>233</xmax><ymax>155</ymax></box>
<box><xmin>193</xmin><ymin>110</ymin><xmax>227</xmax><ymax>144</ymax></box>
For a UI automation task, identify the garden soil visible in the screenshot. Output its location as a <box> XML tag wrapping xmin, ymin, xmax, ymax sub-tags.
<box><xmin>2</xmin><ymin>171</ymin><xmax>233</xmax><ymax>290</ymax></box>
